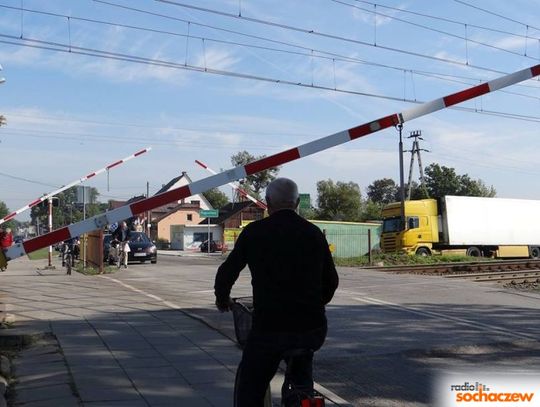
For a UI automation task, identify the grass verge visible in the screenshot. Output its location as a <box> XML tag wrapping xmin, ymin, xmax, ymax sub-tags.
<box><xmin>26</xmin><ymin>247</ymin><xmax>50</xmax><ymax>261</ymax></box>
<box><xmin>334</xmin><ymin>253</ymin><xmax>493</xmax><ymax>267</ymax></box>
<box><xmin>74</xmin><ymin>263</ymin><xmax>118</xmax><ymax>275</ymax></box>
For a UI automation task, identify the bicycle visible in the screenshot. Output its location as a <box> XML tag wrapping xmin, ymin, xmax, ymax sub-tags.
<box><xmin>61</xmin><ymin>242</ymin><xmax>76</xmax><ymax>275</ymax></box>
<box><xmin>116</xmin><ymin>241</ymin><xmax>129</xmax><ymax>269</ymax></box>
<box><xmin>231</xmin><ymin>297</ymin><xmax>325</xmax><ymax>407</ymax></box>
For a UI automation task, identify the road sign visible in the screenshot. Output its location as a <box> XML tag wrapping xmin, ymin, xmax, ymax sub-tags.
<box><xmin>200</xmin><ymin>209</ymin><xmax>219</xmax><ymax>218</ymax></box>
<box><xmin>299</xmin><ymin>193</ymin><xmax>311</xmax><ymax>210</ymax></box>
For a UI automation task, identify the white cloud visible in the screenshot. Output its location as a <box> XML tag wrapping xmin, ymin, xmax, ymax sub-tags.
<box><xmin>0</xmin><ymin>25</ymin><xmax>193</xmax><ymax>85</ymax></box>
<box><xmin>192</xmin><ymin>47</ymin><xmax>240</xmax><ymax>71</ymax></box>
<box><xmin>350</xmin><ymin>2</ymin><xmax>403</xmax><ymax>27</ymax></box>
<box><xmin>0</xmin><ymin>44</ymin><xmax>42</xmax><ymax>65</ymax></box>
<box><xmin>492</xmin><ymin>36</ymin><xmax>528</xmax><ymax>51</ymax></box>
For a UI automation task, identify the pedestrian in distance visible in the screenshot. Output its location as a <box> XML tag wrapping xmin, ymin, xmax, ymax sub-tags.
<box><xmin>112</xmin><ymin>221</ymin><xmax>131</xmax><ymax>268</ymax></box>
<box><xmin>0</xmin><ymin>228</ymin><xmax>13</xmax><ymax>271</ymax></box>
<box><xmin>214</xmin><ymin>177</ymin><xmax>339</xmax><ymax>407</ymax></box>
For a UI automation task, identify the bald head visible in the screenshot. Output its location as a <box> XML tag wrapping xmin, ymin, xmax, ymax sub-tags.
<box><xmin>265</xmin><ymin>178</ymin><xmax>299</xmax><ymax>214</ymax></box>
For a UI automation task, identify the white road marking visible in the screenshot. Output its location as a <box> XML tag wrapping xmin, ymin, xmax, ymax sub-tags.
<box><xmin>99</xmin><ymin>275</ymin><xmax>182</xmax><ymax>310</ymax></box>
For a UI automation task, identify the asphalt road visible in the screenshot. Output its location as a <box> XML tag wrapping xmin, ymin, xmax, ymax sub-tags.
<box><xmin>106</xmin><ymin>254</ymin><xmax>540</xmax><ymax>406</ymax></box>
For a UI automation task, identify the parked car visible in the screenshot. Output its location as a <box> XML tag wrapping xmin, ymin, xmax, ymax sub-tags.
<box><xmin>103</xmin><ymin>232</ymin><xmax>157</xmax><ymax>264</ymax></box>
<box><xmin>200</xmin><ymin>240</ymin><xmax>223</xmax><ymax>253</ymax></box>
<box><xmin>127</xmin><ymin>232</ymin><xmax>157</xmax><ymax>264</ymax></box>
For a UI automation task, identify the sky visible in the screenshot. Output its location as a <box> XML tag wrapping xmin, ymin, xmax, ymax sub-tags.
<box><xmin>0</xmin><ymin>0</ymin><xmax>539</xmax><ymax>222</ymax></box>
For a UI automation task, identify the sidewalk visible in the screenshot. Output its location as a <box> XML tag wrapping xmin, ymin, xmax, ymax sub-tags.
<box><xmin>157</xmin><ymin>249</ymin><xmax>223</xmax><ymax>258</ymax></box>
<box><xmin>0</xmin><ymin>257</ymin><xmax>351</xmax><ymax>406</ymax></box>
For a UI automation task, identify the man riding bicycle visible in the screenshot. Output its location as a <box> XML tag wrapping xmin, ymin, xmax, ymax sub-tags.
<box><xmin>111</xmin><ymin>221</ymin><xmax>131</xmax><ymax>269</ymax></box>
<box><xmin>214</xmin><ymin>178</ymin><xmax>339</xmax><ymax>407</ymax></box>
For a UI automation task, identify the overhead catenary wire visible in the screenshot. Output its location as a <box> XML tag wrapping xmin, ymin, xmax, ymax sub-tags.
<box><xmin>454</xmin><ymin>0</ymin><xmax>540</xmax><ymax>33</ymax></box>
<box><xmin>330</xmin><ymin>0</ymin><xmax>540</xmax><ymax>61</ymax></box>
<box><xmin>95</xmin><ymin>1</ymin><xmax>540</xmax><ymax>91</ymax></box>
<box><xmin>0</xmin><ymin>171</ymin><xmax>58</xmax><ymax>189</ymax></box>
<box><xmin>7</xmin><ymin>1</ymin><xmax>539</xmax><ymax>101</ymax></box>
<box><xmin>155</xmin><ymin>0</ymin><xmax>540</xmax><ymax>76</ymax></box>
<box><xmin>2</xmin><ymin>36</ymin><xmax>539</xmax><ymax>125</ymax></box>
<box><xmin>349</xmin><ymin>0</ymin><xmax>540</xmax><ymax>41</ymax></box>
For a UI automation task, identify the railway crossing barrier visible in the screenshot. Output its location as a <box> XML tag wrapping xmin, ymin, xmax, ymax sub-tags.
<box><xmin>2</xmin><ymin>64</ymin><xmax>539</xmax><ymax>266</ymax></box>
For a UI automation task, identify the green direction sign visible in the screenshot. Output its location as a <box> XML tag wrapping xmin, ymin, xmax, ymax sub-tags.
<box><xmin>299</xmin><ymin>193</ymin><xmax>311</xmax><ymax>210</ymax></box>
<box><xmin>199</xmin><ymin>209</ymin><xmax>219</xmax><ymax>218</ymax></box>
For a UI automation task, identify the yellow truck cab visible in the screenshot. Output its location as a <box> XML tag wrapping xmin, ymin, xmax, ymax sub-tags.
<box><xmin>381</xmin><ymin>199</ymin><xmax>439</xmax><ymax>255</ymax></box>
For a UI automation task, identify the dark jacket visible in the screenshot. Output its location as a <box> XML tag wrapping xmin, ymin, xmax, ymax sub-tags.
<box><xmin>112</xmin><ymin>227</ymin><xmax>131</xmax><ymax>243</ymax></box>
<box><xmin>215</xmin><ymin>209</ymin><xmax>339</xmax><ymax>333</ymax></box>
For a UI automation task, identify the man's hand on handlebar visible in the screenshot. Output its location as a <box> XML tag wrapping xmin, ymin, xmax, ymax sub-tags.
<box><xmin>215</xmin><ymin>297</ymin><xmax>233</xmax><ymax>312</ymax></box>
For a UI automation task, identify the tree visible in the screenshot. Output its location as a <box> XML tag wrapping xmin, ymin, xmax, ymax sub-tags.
<box><xmin>424</xmin><ymin>163</ymin><xmax>496</xmax><ymax>198</ymax></box>
<box><xmin>315</xmin><ymin>179</ymin><xmax>362</xmax><ymax>221</ymax></box>
<box><xmin>0</xmin><ymin>201</ymin><xmax>15</xmax><ymax>230</ymax></box>
<box><xmin>360</xmin><ymin>200</ymin><xmax>383</xmax><ymax>221</ymax></box>
<box><xmin>203</xmin><ymin>188</ymin><xmax>230</xmax><ymax>209</ymax></box>
<box><xmin>30</xmin><ymin>186</ymin><xmax>104</xmax><ymax>230</ymax></box>
<box><xmin>458</xmin><ymin>175</ymin><xmax>496</xmax><ymax>197</ymax></box>
<box><xmin>0</xmin><ymin>115</ymin><xmax>6</xmax><ymax>127</ymax></box>
<box><xmin>366</xmin><ymin>178</ymin><xmax>398</xmax><ymax>205</ymax></box>
<box><xmin>407</xmin><ymin>181</ymin><xmax>430</xmax><ymax>200</ymax></box>
<box><xmin>231</xmin><ymin>151</ymin><xmax>280</xmax><ymax>198</ymax></box>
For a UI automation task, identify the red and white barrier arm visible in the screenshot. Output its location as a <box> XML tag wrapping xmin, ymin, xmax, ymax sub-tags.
<box><xmin>0</xmin><ymin>147</ymin><xmax>152</xmax><ymax>225</ymax></box>
<box><xmin>195</xmin><ymin>159</ymin><xmax>267</xmax><ymax>210</ymax></box>
<box><xmin>5</xmin><ymin>64</ymin><xmax>540</xmax><ymax>261</ymax></box>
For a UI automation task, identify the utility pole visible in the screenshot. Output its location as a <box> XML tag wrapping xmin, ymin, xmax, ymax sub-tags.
<box><xmin>82</xmin><ymin>187</ymin><xmax>86</xmax><ymax>270</ymax></box>
<box><xmin>397</xmin><ymin>124</ymin><xmax>406</xmax><ymax>230</ymax></box>
<box><xmin>405</xmin><ymin>130</ymin><xmax>430</xmax><ymax>199</ymax></box>
<box><xmin>47</xmin><ymin>197</ymin><xmax>54</xmax><ymax>269</ymax></box>
<box><xmin>146</xmin><ymin>181</ymin><xmax>150</xmax><ymax>235</ymax></box>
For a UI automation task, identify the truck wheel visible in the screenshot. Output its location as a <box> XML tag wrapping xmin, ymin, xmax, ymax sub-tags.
<box><xmin>466</xmin><ymin>247</ymin><xmax>482</xmax><ymax>257</ymax></box>
<box><xmin>530</xmin><ymin>246</ymin><xmax>540</xmax><ymax>259</ymax></box>
<box><xmin>415</xmin><ymin>247</ymin><xmax>431</xmax><ymax>256</ymax></box>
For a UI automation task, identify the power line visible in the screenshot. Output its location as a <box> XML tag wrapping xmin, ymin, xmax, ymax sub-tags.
<box><xmin>95</xmin><ymin>1</ymin><xmax>540</xmax><ymax>91</ymax></box>
<box><xmin>351</xmin><ymin>0</ymin><xmax>540</xmax><ymax>41</ymax></box>
<box><xmin>9</xmin><ymin>1</ymin><xmax>535</xmax><ymax>95</ymax></box>
<box><xmin>154</xmin><ymin>0</ymin><xmax>534</xmax><ymax>77</ymax></box>
<box><xmin>2</xmin><ymin>35</ymin><xmax>540</xmax><ymax>124</ymax></box>
<box><xmin>5</xmin><ymin>114</ymin><xmax>314</xmax><ymax>138</ymax></box>
<box><xmin>331</xmin><ymin>0</ymin><xmax>539</xmax><ymax>61</ymax></box>
<box><xmin>454</xmin><ymin>0</ymin><xmax>540</xmax><ymax>33</ymax></box>
<box><xmin>0</xmin><ymin>171</ymin><xmax>59</xmax><ymax>188</ymax></box>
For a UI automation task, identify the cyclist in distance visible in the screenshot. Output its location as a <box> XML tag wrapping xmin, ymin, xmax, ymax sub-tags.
<box><xmin>214</xmin><ymin>178</ymin><xmax>339</xmax><ymax>407</ymax></box>
<box><xmin>112</xmin><ymin>221</ymin><xmax>131</xmax><ymax>268</ymax></box>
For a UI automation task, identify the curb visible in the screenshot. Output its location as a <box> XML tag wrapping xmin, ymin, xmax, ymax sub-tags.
<box><xmin>0</xmin><ymin>347</ymin><xmax>11</xmax><ymax>407</ymax></box>
<box><xmin>157</xmin><ymin>250</ymin><xmax>224</xmax><ymax>258</ymax></box>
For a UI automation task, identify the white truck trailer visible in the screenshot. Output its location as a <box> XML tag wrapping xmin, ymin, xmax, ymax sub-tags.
<box><xmin>381</xmin><ymin>196</ymin><xmax>540</xmax><ymax>258</ymax></box>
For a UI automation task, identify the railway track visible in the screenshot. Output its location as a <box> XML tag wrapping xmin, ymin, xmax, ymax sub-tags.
<box><xmin>371</xmin><ymin>259</ymin><xmax>540</xmax><ymax>284</ymax></box>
